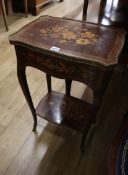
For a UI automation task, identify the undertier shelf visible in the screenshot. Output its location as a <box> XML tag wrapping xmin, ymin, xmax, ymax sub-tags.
<box><xmin>36</xmin><ymin>91</ymin><xmax>93</xmax><ymax>132</ymax></box>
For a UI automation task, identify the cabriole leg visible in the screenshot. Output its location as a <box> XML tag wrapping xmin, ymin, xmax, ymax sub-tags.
<box><xmin>17</xmin><ymin>64</ymin><xmax>37</xmax><ymax>131</ymax></box>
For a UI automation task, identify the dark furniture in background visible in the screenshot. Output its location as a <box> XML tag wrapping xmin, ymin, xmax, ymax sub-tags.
<box><xmin>9</xmin><ymin>16</ymin><xmax>125</xmax><ymax>151</ymax></box>
<box><xmin>28</xmin><ymin>0</ymin><xmax>52</xmax><ymax>15</ymax></box>
<box><xmin>11</xmin><ymin>0</ymin><xmax>63</xmax><ymax>16</ymax></box>
<box><xmin>0</xmin><ymin>0</ymin><xmax>28</xmax><ymax>31</ymax></box>
<box><xmin>83</xmin><ymin>0</ymin><xmax>128</xmax><ymax>31</ymax></box>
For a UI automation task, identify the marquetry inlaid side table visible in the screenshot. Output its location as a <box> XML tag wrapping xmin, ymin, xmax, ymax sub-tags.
<box><xmin>9</xmin><ymin>16</ymin><xmax>125</xmax><ymax>151</ymax></box>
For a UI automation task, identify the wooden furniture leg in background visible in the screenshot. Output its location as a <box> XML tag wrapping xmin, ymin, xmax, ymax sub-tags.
<box><xmin>0</xmin><ymin>0</ymin><xmax>8</xmax><ymax>31</ymax></box>
<box><xmin>98</xmin><ymin>0</ymin><xmax>107</xmax><ymax>23</ymax></box>
<box><xmin>24</xmin><ymin>0</ymin><xmax>28</xmax><ymax>17</ymax></box>
<box><xmin>0</xmin><ymin>0</ymin><xmax>28</xmax><ymax>31</ymax></box>
<box><xmin>83</xmin><ymin>0</ymin><xmax>89</xmax><ymax>20</ymax></box>
<box><xmin>4</xmin><ymin>0</ymin><xmax>8</xmax><ymax>15</ymax></box>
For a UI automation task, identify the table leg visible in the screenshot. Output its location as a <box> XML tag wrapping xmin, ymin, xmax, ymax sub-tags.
<box><xmin>17</xmin><ymin>64</ymin><xmax>37</xmax><ymax>131</ymax></box>
<box><xmin>98</xmin><ymin>0</ymin><xmax>107</xmax><ymax>23</ymax></box>
<box><xmin>24</xmin><ymin>0</ymin><xmax>28</xmax><ymax>17</ymax></box>
<box><xmin>1</xmin><ymin>0</ymin><xmax>8</xmax><ymax>31</ymax></box>
<box><xmin>65</xmin><ymin>79</ymin><xmax>72</xmax><ymax>95</ymax></box>
<box><xmin>46</xmin><ymin>74</ymin><xmax>52</xmax><ymax>92</ymax></box>
<box><xmin>4</xmin><ymin>0</ymin><xmax>8</xmax><ymax>15</ymax></box>
<box><xmin>46</xmin><ymin>75</ymin><xmax>72</xmax><ymax>95</ymax></box>
<box><xmin>82</xmin><ymin>0</ymin><xmax>89</xmax><ymax>20</ymax></box>
<box><xmin>81</xmin><ymin>119</ymin><xmax>93</xmax><ymax>153</ymax></box>
<box><xmin>80</xmin><ymin>91</ymin><xmax>101</xmax><ymax>153</ymax></box>
<box><xmin>92</xmin><ymin>93</ymin><xmax>101</xmax><ymax>123</ymax></box>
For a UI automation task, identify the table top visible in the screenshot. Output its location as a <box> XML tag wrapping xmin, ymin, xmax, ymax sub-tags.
<box><xmin>9</xmin><ymin>16</ymin><xmax>125</xmax><ymax>67</ymax></box>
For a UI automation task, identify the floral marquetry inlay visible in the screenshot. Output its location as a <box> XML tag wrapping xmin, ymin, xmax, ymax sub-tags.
<box><xmin>40</xmin><ymin>25</ymin><xmax>98</xmax><ymax>46</ymax></box>
<box><xmin>10</xmin><ymin>16</ymin><xmax>125</xmax><ymax>67</ymax></box>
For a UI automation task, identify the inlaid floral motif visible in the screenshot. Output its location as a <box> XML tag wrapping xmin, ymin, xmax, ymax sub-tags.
<box><xmin>76</xmin><ymin>38</ymin><xmax>90</xmax><ymax>45</ymax></box>
<box><xmin>62</xmin><ymin>31</ymin><xmax>77</xmax><ymax>40</ymax></box>
<box><xmin>40</xmin><ymin>24</ymin><xmax>98</xmax><ymax>46</ymax></box>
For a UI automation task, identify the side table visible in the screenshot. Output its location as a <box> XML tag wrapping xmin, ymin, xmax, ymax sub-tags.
<box><xmin>9</xmin><ymin>16</ymin><xmax>125</xmax><ymax>151</ymax></box>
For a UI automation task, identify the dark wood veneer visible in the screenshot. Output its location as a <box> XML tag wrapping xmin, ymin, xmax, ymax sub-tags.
<box><xmin>36</xmin><ymin>91</ymin><xmax>93</xmax><ymax>132</ymax></box>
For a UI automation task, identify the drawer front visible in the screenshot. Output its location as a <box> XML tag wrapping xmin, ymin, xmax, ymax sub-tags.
<box><xmin>35</xmin><ymin>0</ymin><xmax>52</xmax><ymax>6</ymax></box>
<box><xmin>16</xmin><ymin>46</ymin><xmax>102</xmax><ymax>90</ymax></box>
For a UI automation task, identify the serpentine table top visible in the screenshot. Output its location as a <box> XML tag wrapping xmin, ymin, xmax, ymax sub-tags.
<box><xmin>9</xmin><ymin>16</ymin><xmax>125</xmax><ymax>68</ymax></box>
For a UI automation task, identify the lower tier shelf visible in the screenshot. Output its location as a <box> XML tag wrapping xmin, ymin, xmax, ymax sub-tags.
<box><xmin>36</xmin><ymin>91</ymin><xmax>93</xmax><ymax>132</ymax></box>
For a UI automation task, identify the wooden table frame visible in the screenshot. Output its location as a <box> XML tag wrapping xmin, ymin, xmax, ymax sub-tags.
<box><xmin>15</xmin><ymin>44</ymin><xmax>111</xmax><ymax>152</ymax></box>
<box><xmin>9</xmin><ymin>16</ymin><xmax>125</xmax><ymax>152</ymax></box>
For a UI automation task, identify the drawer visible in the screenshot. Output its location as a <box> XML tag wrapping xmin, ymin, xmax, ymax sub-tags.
<box><xmin>17</xmin><ymin>46</ymin><xmax>99</xmax><ymax>89</ymax></box>
<box><xmin>35</xmin><ymin>0</ymin><xmax>52</xmax><ymax>6</ymax></box>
